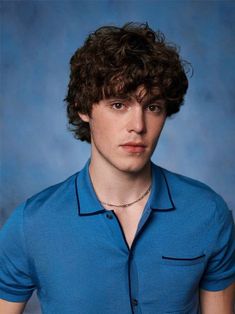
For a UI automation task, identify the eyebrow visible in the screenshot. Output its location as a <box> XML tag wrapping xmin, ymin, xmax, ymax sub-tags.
<box><xmin>107</xmin><ymin>95</ymin><xmax>164</xmax><ymax>103</ymax></box>
<box><xmin>137</xmin><ymin>95</ymin><xmax>165</xmax><ymax>106</ymax></box>
<box><xmin>105</xmin><ymin>97</ymin><xmax>165</xmax><ymax>111</ymax></box>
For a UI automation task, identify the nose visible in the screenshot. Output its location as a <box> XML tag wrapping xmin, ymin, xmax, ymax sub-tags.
<box><xmin>126</xmin><ymin>106</ymin><xmax>146</xmax><ymax>134</ymax></box>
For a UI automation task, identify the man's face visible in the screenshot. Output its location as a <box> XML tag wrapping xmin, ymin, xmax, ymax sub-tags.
<box><xmin>79</xmin><ymin>86</ymin><xmax>167</xmax><ymax>174</ymax></box>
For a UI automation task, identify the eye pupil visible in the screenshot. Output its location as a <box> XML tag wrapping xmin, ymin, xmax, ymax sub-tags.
<box><xmin>113</xmin><ymin>103</ymin><xmax>123</xmax><ymax>109</ymax></box>
<box><xmin>149</xmin><ymin>104</ymin><xmax>156</xmax><ymax>111</ymax></box>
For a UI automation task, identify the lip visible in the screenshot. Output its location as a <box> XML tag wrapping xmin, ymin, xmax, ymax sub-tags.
<box><xmin>121</xmin><ymin>142</ymin><xmax>146</xmax><ymax>147</ymax></box>
<box><xmin>120</xmin><ymin>142</ymin><xmax>147</xmax><ymax>153</ymax></box>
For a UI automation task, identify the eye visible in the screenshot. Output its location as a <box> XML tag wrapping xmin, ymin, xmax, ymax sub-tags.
<box><xmin>111</xmin><ymin>102</ymin><xmax>125</xmax><ymax>110</ymax></box>
<box><xmin>146</xmin><ymin>104</ymin><xmax>162</xmax><ymax>112</ymax></box>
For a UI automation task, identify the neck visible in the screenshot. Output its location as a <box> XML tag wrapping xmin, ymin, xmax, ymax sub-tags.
<box><xmin>89</xmin><ymin>157</ymin><xmax>152</xmax><ymax>206</ymax></box>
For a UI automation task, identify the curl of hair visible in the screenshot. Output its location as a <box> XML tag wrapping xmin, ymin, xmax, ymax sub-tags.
<box><xmin>65</xmin><ymin>22</ymin><xmax>191</xmax><ymax>142</ymax></box>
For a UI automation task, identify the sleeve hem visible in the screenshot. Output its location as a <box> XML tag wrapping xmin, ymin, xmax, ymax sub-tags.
<box><xmin>0</xmin><ymin>291</ymin><xmax>32</xmax><ymax>303</ymax></box>
<box><xmin>200</xmin><ymin>275</ymin><xmax>235</xmax><ymax>291</ymax></box>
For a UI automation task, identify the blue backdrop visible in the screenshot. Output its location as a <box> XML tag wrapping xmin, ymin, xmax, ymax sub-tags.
<box><xmin>1</xmin><ymin>1</ymin><xmax>235</xmax><ymax>313</ymax></box>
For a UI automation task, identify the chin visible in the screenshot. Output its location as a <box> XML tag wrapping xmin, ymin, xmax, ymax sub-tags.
<box><xmin>113</xmin><ymin>157</ymin><xmax>150</xmax><ymax>174</ymax></box>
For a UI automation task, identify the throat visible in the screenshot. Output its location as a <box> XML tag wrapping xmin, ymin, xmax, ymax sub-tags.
<box><xmin>112</xmin><ymin>201</ymin><xmax>148</xmax><ymax>249</ymax></box>
<box><xmin>100</xmin><ymin>184</ymin><xmax>151</xmax><ymax>208</ymax></box>
<box><xmin>89</xmin><ymin>160</ymin><xmax>152</xmax><ymax>207</ymax></box>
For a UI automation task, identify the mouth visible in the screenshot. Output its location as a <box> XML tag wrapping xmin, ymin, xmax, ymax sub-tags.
<box><xmin>120</xmin><ymin>142</ymin><xmax>147</xmax><ymax>153</ymax></box>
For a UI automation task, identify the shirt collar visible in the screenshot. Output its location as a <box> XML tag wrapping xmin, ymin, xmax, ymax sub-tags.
<box><xmin>149</xmin><ymin>163</ymin><xmax>175</xmax><ymax>211</ymax></box>
<box><xmin>75</xmin><ymin>159</ymin><xmax>105</xmax><ymax>216</ymax></box>
<box><xmin>76</xmin><ymin>159</ymin><xmax>175</xmax><ymax>216</ymax></box>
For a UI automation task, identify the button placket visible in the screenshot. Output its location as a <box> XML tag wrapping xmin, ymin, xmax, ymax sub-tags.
<box><xmin>103</xmin><ymin>210</ymin><xmax>146</xmax><ymax>314</ymax></box>
<box><xmin>102</xmin><ymin>211</ymin><xmax>130</xmax><ymax>254</ymax></box>
<box><xmin>129</xmin><ymin>250</ymin><xmax>140</xmax><ymax>313</ymax></box>
<box><xmin>106</xmin><ymin>213</ymin><xmax>113</xmax><ymax>220</ymax></box>
<box><xmin>132</xmin><ymin>298</ymin><xmax>138</xmax><ymax>306</ymax></box>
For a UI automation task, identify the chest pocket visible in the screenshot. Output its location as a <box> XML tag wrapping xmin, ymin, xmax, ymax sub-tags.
<box><xmin>161</xmin><ymin>254</ymin><xmax>206</xmax><ymax>266</ymax></box>
<box><xmin>158</xmin><ymin>253</ymin><xmax>206</xmax><ymax>311</ymax></box>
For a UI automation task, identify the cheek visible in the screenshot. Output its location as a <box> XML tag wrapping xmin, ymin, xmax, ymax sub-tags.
<box><xmin>158</xmin><ymin>121</ymin><xmax>165</xmax><ymax>135</ymax></box>
<box><xmin>149</xmin><ymin>120</ymin><xmax>165</xmax><ymax>138</ymax></box>
<box><xmin>90</xmin><ymin>118</ymin><xmax>115</xmax><ymax>143</ymax></box>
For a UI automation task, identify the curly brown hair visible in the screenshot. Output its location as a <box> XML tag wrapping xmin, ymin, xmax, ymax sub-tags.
<box><xmin>65</xmin><ymin>22</ymin><xmax>191</xmax><ymax>143</ymax></box>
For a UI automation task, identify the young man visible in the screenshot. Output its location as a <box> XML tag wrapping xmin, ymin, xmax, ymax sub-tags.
<box><xmin>0</xmin><ymin>23</ymin><xmax>234</xmax><ymax>314</ymax></box>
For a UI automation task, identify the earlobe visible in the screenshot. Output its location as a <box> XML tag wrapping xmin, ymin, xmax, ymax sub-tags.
<box><xmin>78</xmin><ymin>113</ymin><xmax>90</xmax><ymax>123</ymax></box>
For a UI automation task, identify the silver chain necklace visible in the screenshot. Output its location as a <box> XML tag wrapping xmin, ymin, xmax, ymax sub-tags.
<box><xmin>100</xmin><ymin>184</ymin><xmax>151</xmax><ymax>208</ymax></box>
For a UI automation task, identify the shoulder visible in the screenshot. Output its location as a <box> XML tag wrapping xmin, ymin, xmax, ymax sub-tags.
<box><xmin>158</xmin><ymin>164</ymin><xmax>230</xmax><ymax>221</ymax></box>
<box><xmin>161</xmin><ymin>166</ymin><xmax>214</xmax><ymax>196</ymax></box>
<box><xmin>23</xmin><ymin>172</ymin><xmax>79</xmax><ymax>217</ymax></box>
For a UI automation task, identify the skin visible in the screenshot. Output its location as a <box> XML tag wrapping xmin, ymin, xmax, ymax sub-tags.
<box><xmin>1</xmin><ymin>85</ymin><xmax>234</xmax><ymax>312</ymax></box>
<box><xmin>200</xmin><ymin>283</ymin><xmax>235</xmax><ymax>313</ymax></box>
<box><xmin>79</xmin><ymin>85</ymin><xmax>168</xmax><ymax>249</ymax></box>
<box><xmin>79</xmin><ymin>85</ymin><xmax>167</xmax><ymax>206</ymax></box>
<box><xmin>0</xmin><ymin>300</ymin><xmax>26</xmax><ymax>313</ymax></box>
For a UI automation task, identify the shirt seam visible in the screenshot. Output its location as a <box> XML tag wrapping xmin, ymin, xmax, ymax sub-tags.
<box><xmin>209</xmin><ymin>197</ymin><xmax>230</xmax><ymax>258</ymax></box>
<box><xmin>22</xmin><ymin>200</ymin><xmax>40</xmax><ymax>289</ymax></box>
<box><xmin>200</xmin><ymin>197</ymin><xmax>233</xmax><ymax>287</ymax></box>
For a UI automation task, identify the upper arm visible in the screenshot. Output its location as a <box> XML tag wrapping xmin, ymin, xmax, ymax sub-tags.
<box><xmin>200</xmin><ymin>282</ymin><xmax>235</xmax><ymax>314</ymax></box>
<box><xmin>199</xmin><ymin>200</ymin><xmax>235</xmax><ymax>313</ymax></box>
<box><xmin>0</xmin><ymin>203</ymin><xmax>36</xmax><ymax>302</ymax></box>
<box><xmin>0</xmin><ymin>299</ymin><xmax>26</xmax><ymax>314</ymax></box>
<box><xmin>199</xmin><ymin>203</ymin><xmax>235</xmax><ymax>291</ymax></box>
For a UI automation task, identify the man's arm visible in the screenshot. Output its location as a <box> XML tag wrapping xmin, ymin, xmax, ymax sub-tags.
<box><xmin>200</xmin><ymin>282</ymin><xmax>235</xmax><ymax>314</ymax></box>
<box><xmin>0</xmin><ymin>203</ymin><xmax>36</xmax><ymax>310</ymax></box>
<box><xmin>0</xmin><ymin>299</ymin><xmax>26</xmax><ymax>314</ymax></box>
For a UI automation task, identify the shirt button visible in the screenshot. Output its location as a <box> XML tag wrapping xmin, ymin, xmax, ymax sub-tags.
<box><xmin>132</xmin><ymin>299</ymin><xmax>138</xmax><ymax>306</ymax></box>
<box><xmin>106</xmin><ymin>213</ymin><xmax>113</xmax><ymax>219</ymax></box>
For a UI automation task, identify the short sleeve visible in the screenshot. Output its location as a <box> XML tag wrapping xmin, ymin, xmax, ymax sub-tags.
<box><xmin>200</xmin><ymin>197</ymin><xmax>235</xmax><ymax>291</ymax></box>
<box><xmin>0</xmin><ymin>202</ymin><xmax>36</xmax><ymax>302</ymax></box>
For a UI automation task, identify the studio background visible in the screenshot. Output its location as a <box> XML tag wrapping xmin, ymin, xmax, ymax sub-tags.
<box><xmin>1</xmin><ymin>1</ymin><xmax>235</xmax><ymax>313</ymax></box>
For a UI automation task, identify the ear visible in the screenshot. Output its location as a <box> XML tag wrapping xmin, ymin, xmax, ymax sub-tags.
<box><xmin>78</xmin><ymin>112</ymin><xmax>90</xmax><ymax>123</ymax></box>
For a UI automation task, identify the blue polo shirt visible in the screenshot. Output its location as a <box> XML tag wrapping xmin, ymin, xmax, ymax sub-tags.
<box><xmin>0</xmin><ymin>160</ymin><xmax>235</xmax><ymax>314</ymax></box>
